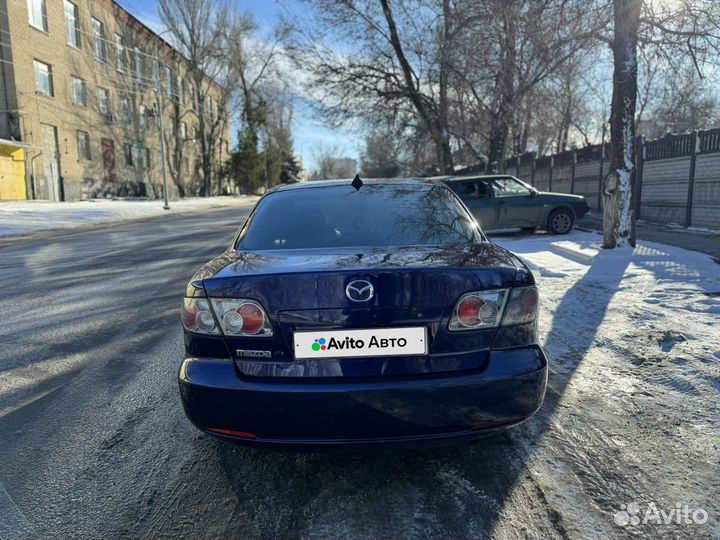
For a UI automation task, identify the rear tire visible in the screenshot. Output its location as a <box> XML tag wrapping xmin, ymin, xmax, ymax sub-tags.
<box><xmin>547</xmin><ymin>209</ymin><xmax>574</xmax><ymax>234</ymax></box>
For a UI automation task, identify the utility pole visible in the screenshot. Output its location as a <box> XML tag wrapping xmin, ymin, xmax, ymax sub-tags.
<box><xmin>154</xmin><ymin>54</ymin><xmax>171</xmax><ymax>211</ymax></box>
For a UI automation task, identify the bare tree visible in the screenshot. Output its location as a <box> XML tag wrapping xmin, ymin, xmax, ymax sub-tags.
<box><xmin>159</xmin><ymin>0</ymin><xmax>235</xmax><ymax>196</ymax></box>
<box><xmin>642</xmin><ymin>66</ymin><xmax>720</xmax><ymax>137</ymax></box>
<box><xmin>287</xmin><ymin>0</ymin><xmax>456</xmax><ymax>174</ymax></box>
<box><xmin>449</xmin><ymin>0</ymin><xmax>610</xmax><ymax>170</ymax></box>
<box><xmin>310</xmin><ymin>144</ymin><xmax>354</xmax><ymax>180</ymax></box>
<box><xmin>602</xmin><ymin>0</ymin><xmax>720</xmax><ymax>248</ymax></box>
<box><xmin>603</xmin><ymin>0</ymin><xmax>641</xmax><ymax>249</ymax></box>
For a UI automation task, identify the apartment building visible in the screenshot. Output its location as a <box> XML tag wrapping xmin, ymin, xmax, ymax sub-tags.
<box><xmin>0</xmin><ymin>0</ymin><xmax>231</xmax><ymax>201</ymax></box>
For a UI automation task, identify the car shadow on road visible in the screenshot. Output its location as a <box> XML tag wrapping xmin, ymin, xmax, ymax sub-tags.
<box><xmin>203</xmin><ymin>241</ymin><xmax>635</xmax><ymax>539</ymax></box>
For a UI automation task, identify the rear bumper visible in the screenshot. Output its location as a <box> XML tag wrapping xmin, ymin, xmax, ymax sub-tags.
<box><xmin>178</xmin><ymin>346</ymin><xmax>548</xmax><ymax>448</ymax></box>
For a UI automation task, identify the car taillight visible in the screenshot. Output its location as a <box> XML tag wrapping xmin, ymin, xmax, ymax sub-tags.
<box><xmin>181</xmin><ymin>298</ymin><xmax>219</xmax><ymax>334</ymax></box>
<box><xmin>449</xmin><ymin>285</ymin><xmax>539</xmax><ymax>331</ymax></box>
<box><xmin>449</xmin><ymin>289</ymin><xmax>508</xmax><ymax>331</ymax></box>
<box><xmin>501</xmin><ymin>286</ymin><xmax>539</xmax><ymax>326</ymax></box>
<box><xmin>210</xmin><ymin>299</ymin><xmax>273</xmax><ymax>337</ymax></box>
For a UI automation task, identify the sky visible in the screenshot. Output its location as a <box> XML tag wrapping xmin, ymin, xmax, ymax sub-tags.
<box><xmin>116</xmin><ymin>0</ymin><xmax>361</xmax><ymax>172</ymax></box>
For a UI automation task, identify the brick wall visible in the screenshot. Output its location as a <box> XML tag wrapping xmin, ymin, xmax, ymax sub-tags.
<box><xmin>2</xmin><ymin>0</ymin><xmax>231</xmax><ymax>201</ymax></box>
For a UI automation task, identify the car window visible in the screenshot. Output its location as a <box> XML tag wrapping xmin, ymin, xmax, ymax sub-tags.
<box><xmin>476</xmin><ymin>181</ymin><xmax>492</xmax><ymax>198</ymax></box>
<box><xmin>459</xmin><ymin>182</ymin><xmax>477</xmax><ymax>197</ymax></box>
<box><xmin>237</xmin><ymin>184</ymin><xmax>482</xmax><ymax>250</ymax></box>
<box><xmin>453</xmin><ymin>181</ymin><xmax>492</xmax><ymax>199</ymax></box>
<box><xmin>492</xmin><ymin>178</ymin><xmax>531</xmax><ymax>197</ymax></box>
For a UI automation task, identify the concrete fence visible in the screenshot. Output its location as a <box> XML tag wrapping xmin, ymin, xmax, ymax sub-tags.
<box><xmin>456</xmin><ymin>128</ymin><xmax>720</xmax><ymax>231</ymax></box>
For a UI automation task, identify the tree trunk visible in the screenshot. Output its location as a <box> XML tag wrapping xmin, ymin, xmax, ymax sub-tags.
<box><xmin>379</xmin><ymin>0</ymin><xmax>453</xmax><ymax>174</ymax></box>
<box><xmin>486</xmin><ymin>10</ymin><xmax>516</xmax><ymax>173</ymax></box>
<box><xmin>603</xmin><ymin>0</ymin><xmax>641</xmax><ymax>249</ymax></box>
<box><xmin>486</xmin><ymin>110</ymin><xmax>508</xmax><ymax>172</ymax></box>
<box><xmin>436</xmin><ymin>0</ymin><xmax>453</xmax><ymax>175</ymax></box>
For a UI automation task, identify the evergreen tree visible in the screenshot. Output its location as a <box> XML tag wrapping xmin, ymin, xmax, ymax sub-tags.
<box><xmin>281</xmin><ymin>153</ymin><xmax>301</xmax><ymax>183</ymax></box>
<box><xmin>228</xmin><ymin>127</ymin><xmax>264</xmax><ymax>194</ymax></box>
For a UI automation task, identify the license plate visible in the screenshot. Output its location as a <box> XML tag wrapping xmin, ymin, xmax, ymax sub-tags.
<box><xmin>294</xmin><ymin>327</ymin><xmax>427</xmax><ymax>359</ymax></box>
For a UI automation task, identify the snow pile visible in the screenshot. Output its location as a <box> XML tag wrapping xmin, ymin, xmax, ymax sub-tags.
<box><xmin>0</xmin><ymin>196</ymin><xmax>259</xmax><ymax>238</ymax></box>
<box><xmin>488</xmin><ymin>231</ymin><xmax>720</xmax><ymax>538</ymax></box>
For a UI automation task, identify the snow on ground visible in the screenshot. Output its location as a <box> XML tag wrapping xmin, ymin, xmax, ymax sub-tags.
<box><xmin>0</xmin><ymin>196</ymin><xmax>259</xmax><ymax>238</ymax></box>
<box><xmin>487</xmin><ymin>230</ymin><xmax>720</xmax><ymax>539</ymax></box>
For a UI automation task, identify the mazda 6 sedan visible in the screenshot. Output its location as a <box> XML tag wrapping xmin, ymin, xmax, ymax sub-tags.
<box><xmin>179</xmin><ymin>178</ymin><xmax>548</xmax><ymax>448</ymax></box>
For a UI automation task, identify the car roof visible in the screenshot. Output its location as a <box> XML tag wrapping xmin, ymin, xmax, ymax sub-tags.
<box><xmin>268</xmin><ymin>177</ymin><xmax>437</xmax><ymax>193</ymax></box>
<box><xmin>442</xmin><ymin>175</ymin><xmax>516</xmax><ymax>183</ymax></box>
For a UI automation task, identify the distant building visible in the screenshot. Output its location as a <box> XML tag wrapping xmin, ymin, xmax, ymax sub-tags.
<box><xmin>0</xmin><ymin>0</ymin><xmax>231</xmax><ymax>201</ymax></box>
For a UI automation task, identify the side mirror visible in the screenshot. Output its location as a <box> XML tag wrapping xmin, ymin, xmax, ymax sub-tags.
<box><xmin>529</xmin><ymin>188</ymin><xmax>538</xmax><ymax>197</ymax></box>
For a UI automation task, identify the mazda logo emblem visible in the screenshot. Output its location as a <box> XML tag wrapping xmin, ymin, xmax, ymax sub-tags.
<box><xmin>346</xmin><ymin>280</ymin><xmax>374</xmax><ymax>302</ymax></box>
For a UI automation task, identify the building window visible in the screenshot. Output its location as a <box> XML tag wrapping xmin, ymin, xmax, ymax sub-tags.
<box><xmin>189</xmin><ymin>85</ymin><xmax>196</xmax><ymax>110</ymax></box>
<box><xmin>206</xmin><ymin>95</ymin><xmax>213</xmax><ymax>118</ymax></box>
<box><xmin>144</xmin><ymin>148</ymin><xmax>151</xmax><ymax>169</ymax></box>
<box><xmin>71</xmin><ymin>76</ymin><xmax>87</xmax><ymax>106</ymax></box>
<box><xmin>164</xmin><ymin>66</ymin><xmax>174</xmax><ymax>97</ymax></box>
<box><xmin>192</xmin><ymin>126</ymin><xmax>198</xmax><ymax>140</ymax></box>
<box><xmin>124</xmin><ymin>142</ymin><xmax>144</xmax><ymax>168</ymax></box>
<box><xmin>123</xmin><ymin>143</ymin><xmax>133</xmax><ymax>166</ymax></box>
<box><xmin>151</xmin><ymin>59</ymin><xmax>159</xmax><ymax>83</ymax></box>
<box><xmin>33</xmin><ymin>60</ymin><xmax>53</xmax><ymax>97</ymax></box>
<box><xmin>139</xmin><ymin>105</ymin><xmax>147</xmax><ymax>129</ymax></box>
<box><xmin>177</xmin><ymin>76</ymin><xmax>184</xmax><ymax>105</ymax></box>
<box><xmin>135</xmin><ymin>49</ymin><xmax>145</xmax><ymax>83</ymax></box>
<box><xmin>180</xmin><ymin>122</ymin><xmax>187</xmax><ymax>140</ymax></box>
<box><xmin>183</xmin><ymin>157</ymin><xmax>189</xmax><ymax>173</ymax></box>
<box><xmin>97</xmin><ymin>87</ymin><xmax>110</xmax><ymax>116</ymax></box>
<box><xmin>27</xmin><ymin>0</ymin><xmax>48</xmax><ymax>32</ymax></box>
<box><xmin>77</xmin><ymin>131</ymin><xmax>91</xmax><ymax>160</ymax></box>
<box><xmin>93</xmin><ymin>18</ymin><xmax>106</xmax><ymax>62</ymax></box>
<box><xmin>120</xmin><ymin>97</ymin><xmax>131</xmax><ymax>123</ymax></box>
<box><xmin>115</xmin><ymin>34</ymin><xmax>127</xmax><ymax>72</ymax></box>
<box><xmin>64</xmin><ymin>1</ymin><xmax>81</xmax><ymax>48</ymax></box>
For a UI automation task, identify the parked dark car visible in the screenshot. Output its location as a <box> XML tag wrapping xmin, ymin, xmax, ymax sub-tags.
<box><xmin>443</xmin><ymin>175</ymin><xmax>590</xmax><ymax>234</ymax></box>
<box><xmin>179</xmin><ymin>178</ymin><xmax>548</xmax><ymax>448</ymax></box>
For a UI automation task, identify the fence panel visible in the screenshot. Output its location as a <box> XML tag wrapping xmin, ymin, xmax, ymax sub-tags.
<box><xmin>552</xmin><ymin>163</ymin><xmax>573</xmax><ymax>194</ymax></box>
<box><xmin>640</xmin><ymin>157</ymin><xmax>691</xmax><ymax>225</ymax></box>
<box><xmin>692</xmin><ymin>153</ymin><xmax>720</xmax><ymax>229</ymax></box>
<box><xmin>534</xmin><ymin>157</ymin><xmax>551</xmax><ymax>191</ymax></box>
<box><xmin>574</xmin><ymin>160</ymin><xmax>601</xmax><ymax>211</ymax></box>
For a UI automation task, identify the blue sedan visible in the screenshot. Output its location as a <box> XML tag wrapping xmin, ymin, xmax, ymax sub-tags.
<box><xmin>178</xmin><ymin>178</ymin><xmax>548</xmax><ymax>448</ymax></box>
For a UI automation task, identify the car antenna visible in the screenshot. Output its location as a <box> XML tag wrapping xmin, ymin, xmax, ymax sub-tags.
<box><xmin>351</xmin><ymin>174</ymin><xmax>363</xmax><ymax>191</ymax></box>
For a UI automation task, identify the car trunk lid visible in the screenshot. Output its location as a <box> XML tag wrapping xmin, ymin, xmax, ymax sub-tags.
<box><xmin>198</xmin><ymin>243</ymin><xmax>523</xmax><ymax>377</ymax></box>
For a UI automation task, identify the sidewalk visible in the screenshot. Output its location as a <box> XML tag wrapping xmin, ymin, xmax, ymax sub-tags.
<box><xmin>577</xmin><ymin>213</ymin><xmax>720</xmax><ymax>261</ymax></box>
<box><xmin>0</xmin><ymin>196</ymin><xmax>259</xmax><ymax>243</ymax></box>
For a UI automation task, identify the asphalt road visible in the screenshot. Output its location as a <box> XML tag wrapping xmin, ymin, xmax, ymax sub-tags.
<box><xmin>2</xmin><ymin>206</ymin><xmax>716</xmax><ymax>540</ymax></box>
<box><xmin>0</xmin><ymin>204</ymin><xmax>558</xmax><ymax>540</ymax></box>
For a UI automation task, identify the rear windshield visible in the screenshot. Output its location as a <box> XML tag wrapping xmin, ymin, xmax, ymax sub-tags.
<box><xmin>236</xmin><ymin>183</ymin><xmax>481</xmax><ymax>250</ymax></box>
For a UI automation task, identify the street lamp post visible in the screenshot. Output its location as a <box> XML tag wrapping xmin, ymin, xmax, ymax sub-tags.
<box><xmin>154</xmin><ymin>63</ymin><xmax>171</xmax><ymax>211</ymax></box>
